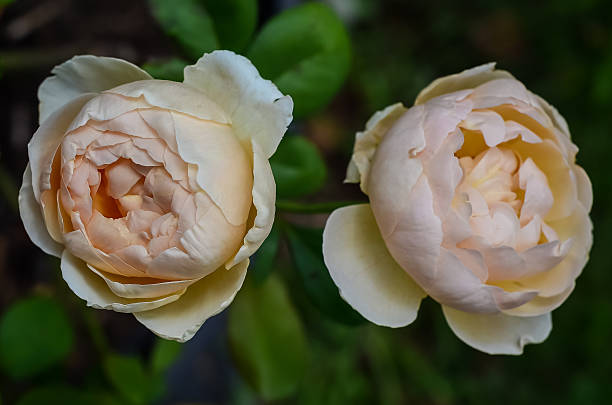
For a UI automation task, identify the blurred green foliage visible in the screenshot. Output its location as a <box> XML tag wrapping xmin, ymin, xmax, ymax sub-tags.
<box><xmin>248</xmin><ymin>2</ymin><xmax>351</xmax><ymax>117</ymax></box>
<box><xmin>228</xmin><ymin>275</ymin><xmax>309</xmax><ymax>400</ymax></box>
<box><xmin>270</xmin><ymin>135</ymin><xmax>327</xmax><ymax>199</ymax></box>
<box><xmin>0</xmin><ymin>296</ymin><xmax>74</xmax><ymax>380</ymax></box>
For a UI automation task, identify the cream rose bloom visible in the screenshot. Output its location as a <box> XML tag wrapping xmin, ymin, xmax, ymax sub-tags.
<box><xmin>18</xmin><ymin>51</ymin><xmax>292</xmax><ymax>342</ymax></box>
<box><xmin>323</xmin><ymin>64</ymin><xmax>592</xmax><ymax>354</ymax></box>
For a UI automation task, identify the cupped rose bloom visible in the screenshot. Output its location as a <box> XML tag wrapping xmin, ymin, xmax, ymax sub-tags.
<box><xmin>323</xmin><ymin>64</ymin><xmax>592</xmax><ymax>354</ymax></box>
<box><xmin>19</xmin><ymin>51</ymin><xmax>292</xmax><ymax>341</ymax></box>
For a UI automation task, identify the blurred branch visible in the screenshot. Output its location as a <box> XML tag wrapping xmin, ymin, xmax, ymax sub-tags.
<box><xmin>4</xmin><ymin>0</ymin><xmax>67</xmax><ymax>41</ymax></box>
<box><xmin>276</xmin><ymin>199</ymin><xmax>362</xmax><ymax>214</ymax></box>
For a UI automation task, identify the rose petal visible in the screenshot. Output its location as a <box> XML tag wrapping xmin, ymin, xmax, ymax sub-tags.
<box><xmin>323</xmin><ymin>204</ymin><xmax>427</xmax><ymax>327</ymax></box>
<box><xmin>345</xmin><ymin>102</ymin><xmax>407</xmax><ymax>193</ymax></box>
<box><xmin>88</xmin><ymin>265</ymin><xmax>198</xmax><ymax>299</ymax></box>
<box><xmin>226</xmin><ymin>141</ymin><xmax>275</xmax><ymax>267</ymax></box>
<box><xmin>183</xmin><ymin>50</ymin><xmax>293</xmax><ymax>159</ymax></box>
<box><xmin>415</xmin><ymin>63</ymin><xmax>514</xmax><ymax>105</ymax></box>
<box><xmin>173</xmin><ymin>111</ymin><xmax>253</xmax><ymax>226</ymax></box>
<box><xmin>38</xmin><ymin>55</ymin><xmax>152</xmax><ymax>124</ymax></box>
<box><xmin>442</xmin><ymin>305</ymin><xmax>552</xmax><ymax>355</ymax></box>
<box><xmin>60</xmin><ymin>250</ymin><xmax>184</xmax><ymax>313</ymax></box>
<box><xmin>134</xmin><ymin>259</ymin><xmax>249</xmax><ymax>342</ymax></box>
<box><xmin>18</xmin><ymin>164</ymin><xmax>63</xmax><ymax>257</ymax></box>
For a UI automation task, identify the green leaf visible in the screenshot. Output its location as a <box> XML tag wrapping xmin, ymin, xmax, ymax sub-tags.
<box><xmin>16</xmin><ymin>385</ymin><xmax>120</xmax><ymax>405</ymax></box>
<box><xmin>286</xmin><ymin>225</ymin><xmax>364</xmax><ymax>325</ymax></box>
<box><xmin>201</xmin><ymin>0</ymin><xmax>258</xmax><ymax>51</ymax></box>
<box><xmin>151</xmin><ymin>338</ymin><xmax>183</xmax><ymax>374</ymax></box>
<box><xmin>142</xmin><ymin>58</ymin><xmax>188</xmax><ymax>81</ymax></box>
<box><xmin>228</xmin><ymin>275</ymin><xmax>309</xmax><ymax>401</ymax></box>
<box><xmin>270</xmin><ymin>136</ymin><xmax>327</xmax><ymax>199</ymax></box>
<box><xmin>149</xmin><ymin>0</ymin><xmax>257</xmax><ymax>59</ymax></box>
<box><xmin>0</xmin><ymin>296</ymin><xmax>74</xmax><ymax>380</ymax></box>
<box><xmin>149</xmin><ymin>0</ymin><xmax>218</xmax><ymax>59</ymax></box>
<box><xmin>250</xmin><ymin>224</ymin><xmax>280</xmax><ymax>284</ymax></box>
<box><xmin>248</xmin><ymin>2</ymin><xmax>351</xmax><ymax>117</ymax></box>
<box><xmin>103</xmin><ymin>354</ymin><xmax>153</xmax><ymax>405</ymax></box>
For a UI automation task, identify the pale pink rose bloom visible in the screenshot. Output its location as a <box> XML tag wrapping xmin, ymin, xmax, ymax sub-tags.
<box><xmin>323</xmin><ymin>63</ymin><xmax>592</xmax><ymax>355</ymax></box>
<box><xmin>19</xmin><ymin>51</ymin><xmax>292</xmax><ymax>342</ymax></box>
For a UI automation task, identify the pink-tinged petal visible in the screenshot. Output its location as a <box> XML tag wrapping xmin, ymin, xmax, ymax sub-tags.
<box><xmin>322</xmin><ymin>204</ymin><xmax>427</xmax><ymax>327</ymax></box>
<box><xmin>442</xmin><ymin>306</ymin><xmax>552</xmax><ymax>355</ymax></box>
<box><xmin>29</xmin><ymin>93</ymin><xmax>97</xmax><ymax>202</ymax></box>
<box><xmin>516</xmin><ymin>216</ymin><xmax>542</xmax><ymax>252</ymax></box>
<box><xmin>423</xmin><ymin>130</ymin><xmax>464</xmax><ymax>218</ymax></box>
<box><xmin>18</xmin><ymin>165</ymin><xmax>63</xmax><ymax>257</ymax></box>
<box><xmin>226</xmin><ymin>141</ymin><xmax>276</xmax><ymax>267</ymax></box>
<box><xmin>470</xmin><ymin>78</ymin><xmax>533</xmax><ymax>107</ymax></box>
<box><xmin>428</xmin><ymin>248</ymin><xmax>535</xmax><ymax>313</ymax></box>
<box><xmin>106</xmin><ymin>80</ymin><xmax>228</xmax><ymax>124</ymax></box>
<box><xmin>442</xmin><ymin>205</ymin><xmax>473</xmax><ymax>247</ymax></box>
<box><xmin>184</xmin><ymin>50</ymin><xmax>293</xmax><ymax>159</ymax></box>
<box><xmin>66</xmin><ymin>93</ymin><xmax>152</xmax><ymax>134</ymax></box>
<box><xmin>460</xmin><ymin>110</ymin><xmax>506</xmax><ymax>147</ymax></box>
<box><xmin>531</xmin><ymin>93</ymin><xmax>571</xmax><ymax>137</ymax></box>
<box><xmin>573</xmin><ymin>165</ymin><xmax>593</xmax><ymax>211</ymax></box>
<box><xmin>518</xmin><ymin>158</ymin><xmax>553</xmax><ymax>224</ymax></box>
<box><xmin>60</xmin><ymin>250</ymin><xmax>183</xmax><ymax>313</ymax></box>
<box><xmin>504</xmin><ymin>120</ymin><xmax>542</xmax><ymax>143</ymax></box>
<box><xmin>452</xmin><ymin>248</ymin><xmax>488</xmax><ymax>282</ymax></box>
<box><xmin>87</xmin><ymin>265</ymin><xmax>198</xmax><ymax>299</ymax></box>
<box><xmin>105</xmin><ymin>160</ymin><xmax>142</xmax><ymax>198</ymax></box>
<box><xmin>415</xmin><ymin>63</ymin><xmax>514</xmax><ymax>105</ymax></box>
<box><xmin>134</xmin><ymin>259</ymin><xmax>249</xmax><ymax>342</ymax></box>
<box><xmin>368</xmin><ymin>105</ymin><xmax>427</xmax><ymax>237</ymax></box>
<box><xmin>345</xmin><ymin>102</ymin><xmax>407</xmax><ymax>193</ymax></box>
<box><xmin>173</xmin><ymin>112</ymin><xmax>252</xmax><ymax>226</ymax></box>
<box><xmin>421</xmin><ymin>91</ymin><xmax>473</xmax><ymax>157</ymax></box>
<box><xmin>372</xmin><ymin>175</ymin><xmax>442</xmax><ymax>287</ymax></box>
<box><xmin>38</xmin><ymin>55</ymin><xmax>152</xmax><ymax>124</ymax></box>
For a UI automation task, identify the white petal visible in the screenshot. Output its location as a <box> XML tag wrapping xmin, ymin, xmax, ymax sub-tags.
<box><xmin>60</xmin><ymin>250</ymin><xmax>184</xmax><ymax>313</ymax></box>
<box><xmin>226</xmin><ymin>140</ymin><xmax>276</xmax><ymax>267</ymax></box>
<box><xmin>134</xmin><ymin>259</ymin><xmax>249</xmax><ymax>342</ymax></box>
<box><xmin>442</xmin><ymin>306</ymin><xmax>552</xmax><ymax>355</ymax></box>
<box><xmin>38</xmin><ymin>55</ymin><xmax>152</xmax><ymax>124</ymax></box>
<box><xmin>173</xmin><ymin>111</ymin><xmax>252</xmax><ymax>226</ymax></box>
<box><xmin>183</xmin><ymin>50</ymin><xmax>293</xmax><ymax>159</ymax></box>
<box><xmin>322</xmin><ymin>204</ymin><xmax>427</xmax><ymax>327</ymax></box>
<box><xmin>18</xmin><ymin>164</ymin><xmax>63</xmax><ymax>257</ymax></box>
<box><xmin>415</xmin><ymin>63</ymin><xmax>514</xmax><ymax>105</ymax></box>
<box><xmin>345</xmin><ymin>102</ymin><xmax>407</xmax><ymax>193</ymax></box>
<box><xmin>29</xmin><ymin>93</ymin><xmax>97</xmax><ymax>201</ymax></box>
<box><xmin>460</xmin><ymin>110</ymin><xmax>506</xmax><ymax>147</ymax></box>
<box><xmin>88</xmin><ymin>265</ymin><xmax>198</xmax><ymax>299</ymax></box>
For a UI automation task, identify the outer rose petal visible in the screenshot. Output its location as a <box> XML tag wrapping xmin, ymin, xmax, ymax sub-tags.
<box><xmin>415</xmin><ymin>63</ymin><xmax>514</xmax><ymax>105</ymax></box>
<box><xmin>38</xmin><ymin>55</ymin><xmax>152</xmax><ymax>124</ymax></box>
<box><xmin>134</xmin><ymin>259</ymin><xmax>249</xmax><ymax>342</ymax></box>
<box><xmin>18</xmin><ymin>164</ymin><xmax>63</xmax><ymax>258</ymax></box>
<box><xmin>183</xmin><ymin>50</ymin><xmax>293</xmax><ymax>159</ymax></box>
<box><xmin>442</xmin><ymin>306</ymin><xmax>552</xmax><ymax>355</ymax></box>
<box><xmin>29</xmin><ymin>93</ymin><xmax>97</xmax><ymax>201</ymax></box>
<box><xmin>323</xmin><ymin>204</ymin><xmax>427</xmax><ymax>327</ymax></box>
<box><xmin>61</xmin><ymin>250</ymin><xmax>184</xmax><ymax>313</ymax></box>
<box><xmin>226</xmin><ymin>141</ymin><xmax>276</xmax><ymax>268</ymax></box>
<box><xmin>105</xmin><ymin>80</ymin><xmax>228</xmax><ymax>125</ymax></box>
<box><xmin>345</xmin><ymin>103</ymin><xmax>407</xmax><ymax>194</ymax></box>
<box><xmin>88</xmin><ymin>265</ymin><xmax>199</xmax><ymax>299</ymax></box>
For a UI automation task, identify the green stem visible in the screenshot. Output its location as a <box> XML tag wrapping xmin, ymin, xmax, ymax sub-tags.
<box><xmin>276</xmin><ymin>200</ymin><xmax>363</xmax><ymax>214</ymax></box>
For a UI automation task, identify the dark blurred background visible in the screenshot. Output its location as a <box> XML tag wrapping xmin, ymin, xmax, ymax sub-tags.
<box><xmin>1</xmin><ymin>0</ymin><xmax>612</xmax><ymax>404</ymax></box>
